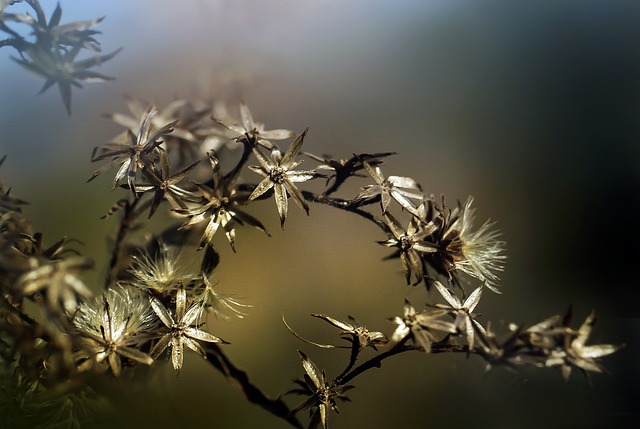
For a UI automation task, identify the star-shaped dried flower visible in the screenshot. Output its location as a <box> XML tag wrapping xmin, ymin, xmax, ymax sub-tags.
<box><xmin>88</xmin><ymin>105</ymin><xmax>177</xmax><ymax>194</ymax></box>
<box><xmin>12</xmin><ymin>43</ymin><xmax>121</xmax><ymax>114</ymax></box>
<box><xmin>433</xmin><ymin>281</ymin><xmax>483</xmax><ymax>350</ymax></box>
<box><xmin>177</xmin><ymin>152</ymin><xmax>269</xmax><ymax>251</ymax></box>
<box><xmin>390</xmin><ymin>300</ymin><xmax>456</xmax><ymax>352</ymax></box>
<box><xmin>105</xmin><ymin>96</ymin><xmax>206</xmax><ymax>163</ymax></box>
<box><xmin>73</xmin><ymin>285</ymin><xmax>156</xmax><ymax>376</ymax></box>
<box><xmin>106</xmin><ymin>97</ymin><xmax>197</xmax><ymax>143</ymax></box>
<box><xmin>378</xmin><ymin>209</ymin><xmax>438</xmax><ymax>285</ymax></box>
<box><xmin>549</xmin><ymin>311</ymin><xmax>623</xmax><ymax>381</ymax></box>
<box><xmin>289</xmin><ymin>350</ymin><xmax>354</xmax><ymax>429</ymax></box>
<box><xmin>17</xmin><ymin>256</ymin><xmax>93</xmax><ymax>314</ymax></box>
<box><xmin>354</xmin><ymin>162</ymin><xmax>423</xmax><ymax>216</ymax></box>
<box><xmin>3</xmin><ymin>1</ymin><xmax>104</xmax><ymax>51</ymax></box>
<box><xmin>248</xmin><ymin>129</ymin><xmax>319</xmax><ymax>228</ymax></box>
<box><xmin>214</xmin><ymin>102</ymin><xmax>295</xmax><ymax>149</ymax></box>
<box><xmin>149</xmin><ymin>286</ymin><xmax>227</xmax><ymax>373</ymax></box>
<box><xmin>311</xmin><ymin>313</ymin><xmax>388</xmax><ymax>351</ymax></box>
<box><xmin>133</xmin><ymin>148</ymin><xmax>199</xmax><ymax>218</ymax></box>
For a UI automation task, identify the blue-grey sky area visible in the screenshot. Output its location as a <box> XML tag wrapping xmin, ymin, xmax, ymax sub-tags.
<box><xmin>1</xmin><ymin>1</ymin><xmax>639</xmax><ymax>428</ymax></box>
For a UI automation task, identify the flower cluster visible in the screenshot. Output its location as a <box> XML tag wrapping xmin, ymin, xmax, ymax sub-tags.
<box><xmin>0</xmin><ymin>7</ymin><xmax>624</xmax><ymax>424</ymax></box>
<box><xmin>0</xmin><ymin>0</ymin><xmax>120</xmax><ymax>113</ymax></box>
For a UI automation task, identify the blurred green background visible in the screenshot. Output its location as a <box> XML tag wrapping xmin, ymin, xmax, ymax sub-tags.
<box><xmin>1</xmin><ymin>0</ymin><xmax>639</xmax><ymax>427</ymax></box>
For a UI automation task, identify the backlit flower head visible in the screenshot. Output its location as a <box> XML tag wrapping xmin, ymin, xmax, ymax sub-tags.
<box><xmin>149</xmin><ymin>286</ymin><xmax>227</xmax><ymax>373</ymax></box>
<box><xmin>451</xmin><ymin>197</ymin><xmax>506</xmax><ymax>293</ymax></box>
<box><xmin>73</xmin><ymin>284</ymin><xmax>157</xmax><ymax>376</ymax></box>
<box><xmin>421</xmin><ymin>196</ymin><xmax>505</xmax><ymax>292</ymax></box>
<box><xmin>248</xmin><ymin>129</ymin><xmax>319</xmax><ymax>228</ymax></box>
<box><xmin>129</xmin><ymin>243</ymin><xmax>196</xmax><ymax>294</ymax></box>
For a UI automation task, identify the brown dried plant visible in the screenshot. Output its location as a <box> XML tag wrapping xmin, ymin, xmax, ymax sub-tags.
<box><xmin>0</xmin><ymin>2</ymin><xmax>624</xmax><ymax>429</ymax></box>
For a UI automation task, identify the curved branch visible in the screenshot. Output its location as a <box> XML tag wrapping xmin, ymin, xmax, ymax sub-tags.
<box><xmin>338</xmin><ymin>342</ymin><xmax>469</xmax><ymax>385</ymax></box>
<box><xmin>301</xmin><ymin>191</ymin><xmax>388</xmax><ymax>232</ymax></box>
<box><xmin>204</xmin><ymin>343</ymin><xmax>303</xmax><ymax>429</ymax></box>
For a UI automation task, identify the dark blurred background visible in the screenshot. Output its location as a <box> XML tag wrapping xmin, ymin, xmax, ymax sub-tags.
<box><xmin>1</xmin><ymin>0</ymin><xmax>639</xmax><ymax>427</ymax></box>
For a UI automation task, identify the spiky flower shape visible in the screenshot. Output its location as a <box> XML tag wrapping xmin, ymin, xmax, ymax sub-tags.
<box><xmin>178</xmin><ymin>152</ymin><xmax>269</xmax><ymax>251</ymax></box>
<box><xmin>149</xmin><ymin>286</ymin><xmax>227</xmax><ymax>373</ymax></box>
<box><xmin>17</xmin><ymin>256</ymin><xmax>93</xmax><ymax>314</ymax></box>
<box><xmin>88</xmin><ymin>105</ymin><xmax>177</xmax><ymax>194</ymax></box>
<box><xmin>377</xmin><ymin>209</ymin><xmax>438</xmax><ymax>285</ymax></box>
<box><xmin>355</xmin><ymin>162</ymin><xmax>423</xmax><ymax>216</ymax></box>
<box><xmin>73</xmin><ymin>285</ymin><xmax>157</xmax><ymax>376</ymax></box>
<box><xmin>433</xmin><ymin>281</ymin><xmax>484</xmax><ymax>350</ymax></box>
<box><xmin>290</xmin><ymin>351</ymin><xmax>354</xmax><ymax>429</ymax></box>
<box><xmin>248</xmin><ymin>129</ymin><xmax>319</xmax><ymax>228</ymax></box>
<box><xmin>214</xmin><ymin>102</ymin><xmax>296</xmax><ymax>148</ymax></box>
<box><xmin>390</xmin><ymin>300</ymin><xmax>456</xmax><ymax>352</ymax></box>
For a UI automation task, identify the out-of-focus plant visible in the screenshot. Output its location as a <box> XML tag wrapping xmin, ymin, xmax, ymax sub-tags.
<box><xmin>0</xmin><ymin>2</ymin><xmax>624</xmax><ymax>429</ymax></box>
<box><xmin>0</xmin><ymin>0</ymin><xmax>119</xmax><ymax>113</ymax></box>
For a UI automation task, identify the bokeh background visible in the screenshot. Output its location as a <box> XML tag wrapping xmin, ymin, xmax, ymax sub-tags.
<box><xmin>1</xmin><ymin>0</ymin><xmax>639</xmax><ymax>427</ymax></box>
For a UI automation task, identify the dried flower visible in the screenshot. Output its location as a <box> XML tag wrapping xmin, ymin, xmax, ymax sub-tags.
<box><xmin>451</xmin><ymin>198</ymin><xmax>506</xmax><ymax>292</ymax></box>
<box><xmin>422</xmin><ymin>197</ymin><xmax>505</xmax><ymax>292</ymax></box>
<box><xmin>433</xmin><ymin>281</ymin><xmax>483</xmax><ymax>350</ymax></box>
<box><xmin>3</xmin><ymin>1</ymin><xmax>104</xmax><ymax>51</ymax></box>
<box><xmin>106</xmin><ymin>97</ymin><xmax>197</xmax><ymax>144</ymax></box>
<box><xmin>12</xmin><ymin>44</ymin><xmax>120</xmax><ymax>114</ymax></box>
<box><xmin>88</xmin><ymin>105</ymin><xmax>177</xmax><ymax>194</ymax></box>
<box><xmin>390</xmin><ymin>300</ymin><xmax>456</xmax><ymax>352</ymax></box>
<box><xmin>354</xmin><ymin>162</ymin><xmax>423</xmax><ymax>216</ymax></box>
<box><xmin>3</xmin><ymin>0</ymin><xmax>120</xmax><ymax>113</ymax></box>
<box><xmin>17</xmin><ymin>256</ymin><xmax>93</xmax><ymax>314</ymax></box>
<box><xmin>178</xmin><ymin>152</ymin><xmax>269</xmax><ymax>250</ymax></box>
<box><xmin>549</xmin><ymin>311</ymin><xmax>623</xmax><ymax>381</ymax></box>
<box><xmin>305</xmin><ymin>152</ymin><xmax>396</xmax><ymax>194</ymax></box>
<box><xmin>133</xmin><ymin>148</ymin><xmax>199</xmax><ymax>218</ymax></box>
<box><xmin>149</xmin><ymin>286</ymin><xmax>227</xmax><ymax>373</ymax></box>
<box><xmin>311</xmin><ymin>313</ymin><xmax>388</xmax><ymax>351</ymax></box>
<box><xmin>378</xmin><ymin>209</ymin><xmax>438</xmax><ymax>285</ymax></box>
<box><xmin>248</xmin><ymin>129</ymin><xmax>319</xmax><ymax>228</ymax></box>
<box><xmin>289</xmin><ymin>350</ymin><xmax>354</xmax><ymax>429</ymax></box>
<box><xmin>73</xmin><ymin>285</ymin><xmax>156</xmax><ymax>376</ymax></box>
<box><xmin>214</xmin><ymin>102</ymin><xmax>295</xmax><ymax>148</ymax></box>
<box><xmin>129</xmin><ymin>243</ymin><xmax>196</xmax><ymax>294</ymax></box>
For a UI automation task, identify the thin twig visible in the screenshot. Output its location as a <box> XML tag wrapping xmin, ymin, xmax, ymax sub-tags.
<box><xmin>338</xmin><ymin>342</ymin><xmax>469</xmax><ymax>385</ymax></box>
<box><xmin>0</xmin><ymin>293</ymin><xmax>37</xmax><ymax>328</ymax></box>
<box><xmin>301</xmin><ymin>191</ymin><xmax>388</xmax><ymax>232</ymax></box>
<box><xmin>204</xmin><ymin>343</ymin><xmax>303</xmax><ymax>429</ymax></box>
<box><xmin>104</xmin><ymin>196</ymin><xmax>146</xmax><ymax>288</ymax></box>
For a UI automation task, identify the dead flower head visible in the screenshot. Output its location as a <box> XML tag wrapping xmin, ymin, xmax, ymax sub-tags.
<box><xmin>73</xmin><ymin>285</ymin><xmax>157</xmax><ymax>376</ymax></box>
<box><xmin>289</xmin><ymin>350</ymin><xmax>354</xmax><ymax>429</ymax></box>
<box><xmin>149</xmin><ymin>286</ymin><xmax>227</xmax><ymax>373</ymax></box>
<box><xmin>390</xmin><ymin>300</ymin><xmax>456</xmax><ymax>352</ymax></box>
<box><xmin>248</xmin><ymin>129</ymin><xmax>319</xmax><ymax>228</ymax></box>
